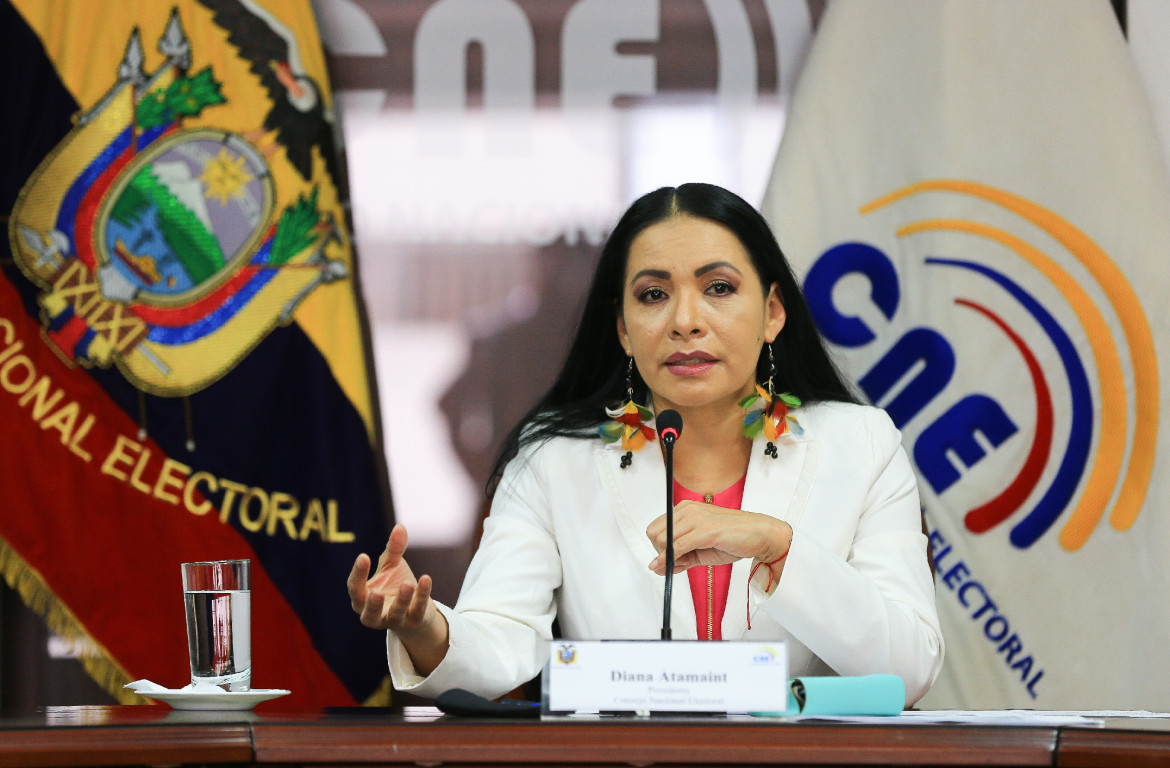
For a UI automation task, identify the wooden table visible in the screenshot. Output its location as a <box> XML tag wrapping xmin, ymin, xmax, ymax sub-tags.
<box><xmin>2</xmin><ymin>705</ymin><xmax>1169</xmax><ymax>768</ymax></box>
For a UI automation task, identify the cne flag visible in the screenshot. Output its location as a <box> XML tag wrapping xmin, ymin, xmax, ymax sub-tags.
<box><xmin>1</xmin><ymin>0</ymin><xmax>393</xmax><ymax>707</ymax></box>
<box><xmin>762</xmin><ymin>0</ymin><xmax>1170</xmax><ymax>709</ymax></box>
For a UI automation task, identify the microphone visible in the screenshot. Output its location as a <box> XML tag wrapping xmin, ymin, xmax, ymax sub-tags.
<box><xmin>656</xmin><ymin>409</ymin><xmax>683</xmax><ymax>640</ymax></box>
<box><xmin>658</xmin><ymin>410</ymin><xmax>682</xmax><ymax>444</ymax></box>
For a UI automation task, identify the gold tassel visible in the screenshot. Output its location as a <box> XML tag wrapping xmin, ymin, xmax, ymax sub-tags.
<box><xmin>0</xmin><ymin>538</ymin><xmax>150</xmax><ymax>705</ymax></box>
<box><xmin>361</xmin><ymin>675</ymin><xmax>393</xmax><ymax>707</ymax></box>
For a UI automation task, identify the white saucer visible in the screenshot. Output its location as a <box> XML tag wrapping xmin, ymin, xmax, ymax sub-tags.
<box><xmin>145</xmin><ymin>688</ymin><xmax>291</xmax><ymax>711</ymax></box>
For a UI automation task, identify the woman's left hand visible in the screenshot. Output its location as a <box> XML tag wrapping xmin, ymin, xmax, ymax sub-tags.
<box><xmin>645</xmin><ymin>500</ymin><xmax>792</xmax><ymax>575</ymax></box>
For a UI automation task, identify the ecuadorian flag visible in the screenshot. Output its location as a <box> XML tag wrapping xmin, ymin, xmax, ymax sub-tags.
<box><xmin>1</xmin><ymin>0</ymin><xmax>393</xmax><ymax>707</ymax></box>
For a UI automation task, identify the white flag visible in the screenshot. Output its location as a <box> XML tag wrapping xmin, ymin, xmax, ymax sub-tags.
<box><xmin>763</xmin><ymin>0</ymin><xmax>1170</xmax><ymax>709</ymax></box>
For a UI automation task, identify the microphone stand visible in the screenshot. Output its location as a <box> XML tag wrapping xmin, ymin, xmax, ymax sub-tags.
<box><xmin>661</xmin><ymin>431</ymin><xmax>676</xmax><ymax>640</ymax></box>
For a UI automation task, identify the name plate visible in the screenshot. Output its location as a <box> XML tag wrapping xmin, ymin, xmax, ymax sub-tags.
<box><xmin>543</xmin><ymin>640</ymin><xmax>787</xmax><ymax>714</ymax></box>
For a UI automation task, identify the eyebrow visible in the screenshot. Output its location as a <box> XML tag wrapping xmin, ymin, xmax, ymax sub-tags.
<box><xmin>629</xmin><ymin>261</ymin><xmax>743</xmax><ymax>283</ymax></box>
<box><xmin>629</xmin><ymin>268</ymin><xmax>671</xmax><ymax>282</ymax></box>
<box><xmin>694</xmin><ymin>261</ymin><xmax>742</xmax><ymax>278</ymax></box>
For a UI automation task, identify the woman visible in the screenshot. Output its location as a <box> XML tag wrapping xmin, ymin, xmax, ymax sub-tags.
<box><xmin>348</xmin><ymin>183</ymin><xmax>944</xmax><ymax>705</ymax></box>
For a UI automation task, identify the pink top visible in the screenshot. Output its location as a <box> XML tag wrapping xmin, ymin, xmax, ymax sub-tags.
<box><xmin>673</xmin><ymin>476</ymin><xmax>746</xmax><ymax>640</ymax></box>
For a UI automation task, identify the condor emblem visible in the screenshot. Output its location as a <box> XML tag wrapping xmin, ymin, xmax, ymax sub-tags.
<box><xmin>8</xmin><ymin>2</ymin><xmax>349</xmax><ymax>396</ymax></box>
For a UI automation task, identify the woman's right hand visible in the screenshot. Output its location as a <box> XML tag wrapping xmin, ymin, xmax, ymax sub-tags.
<box><xmin>348</xmin><ymin>524</ymin><xmax>450</xmax><ymax>673</ymax></box>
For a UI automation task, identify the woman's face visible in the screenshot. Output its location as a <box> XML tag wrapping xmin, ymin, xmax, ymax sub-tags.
<box><xmin>616</xmin><ymin>215</ymin><xmax>786</xmax><ymax>416</ymax></box>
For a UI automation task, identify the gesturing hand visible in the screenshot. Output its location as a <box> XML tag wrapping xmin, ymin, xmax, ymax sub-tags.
<box><xmin>645</xmin><ymin>500</ymin><xmax>792</xmax><ymax>576</ymax></box>
<box><xmin>348</xmin><ymin>524</ymin><xmax>450</xmax><ymax>675</ymax></box>
<box><xmin>348</xmin><ymin>524</ymin><xmax>438</xmax><ymax>633</ymax></box>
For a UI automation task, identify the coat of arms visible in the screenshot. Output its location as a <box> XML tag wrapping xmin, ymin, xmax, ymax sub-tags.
<box><xmin>9</xmin><ymin>0</ymin><xmax>349</xmax><ymax>396</ymax></box>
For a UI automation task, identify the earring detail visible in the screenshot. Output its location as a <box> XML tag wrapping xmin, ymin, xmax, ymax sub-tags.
<box><xmin>739</xmin><ymin>343</ymin><xmax>802</xmax><ymax>458</ymax></box>
<box><xmin>599</xmin><ymin>357</ymin><xmax>655</xmax><ymax>468</ymax></box>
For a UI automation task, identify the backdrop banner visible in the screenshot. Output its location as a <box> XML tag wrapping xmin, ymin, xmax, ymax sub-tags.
<box><xmin>763</xmin><ymin>0</ymin><xmax>1170</xmax><ymax>709</ymax></box>
<box><xmin>1</xmin><ymin>0</ymin><xmax>392</xmax><ymax>707</ymax></box>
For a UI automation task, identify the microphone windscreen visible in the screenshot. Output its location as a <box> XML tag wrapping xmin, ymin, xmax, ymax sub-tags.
<box><xmin>657</xmin><ymin>409</ymin><xmax>683</xmax><ymax>439</ymax></box>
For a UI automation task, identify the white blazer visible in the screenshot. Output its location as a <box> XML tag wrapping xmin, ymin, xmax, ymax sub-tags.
<box><xmin>388</xmin><ymin>401</ymin><xmax>944</xmax><ymax>705</ymax></box>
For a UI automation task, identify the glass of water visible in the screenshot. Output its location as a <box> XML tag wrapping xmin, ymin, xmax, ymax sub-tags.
<box><xmin>181</xmin><ymin>559</ymin><xmax>251</xmax><ymax>691</ymax></box>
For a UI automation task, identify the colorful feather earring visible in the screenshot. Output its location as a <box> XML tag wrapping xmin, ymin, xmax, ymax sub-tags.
<box><xmin>740</xmin><ymin>343</ymin><xmax>802</xmax><ymax>458</ymax></box>
<box><xmin>599</xmin><ymin>357</ymin><xmax>655</xmax><ymax>468</ymax></box>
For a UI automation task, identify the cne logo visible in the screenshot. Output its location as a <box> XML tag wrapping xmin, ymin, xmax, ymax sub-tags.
<box><xmin>752</xmin><ymin>646</ymin><xmax>778</xmax><ymax>664</ymax></box>
<box><xmin>9</xmin><ymin>4</ymin><xmax>349</xmax><ymax>397</ymax></box>
<box><xmin>804</xmin><ymin>180</ymin><xmax>1158</xmax><ymax>551</ymax></box>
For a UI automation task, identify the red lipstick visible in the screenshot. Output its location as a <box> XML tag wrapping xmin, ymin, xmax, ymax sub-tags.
<box><xmin>665</xmin><ymin>351</ymin><xmax>716</xmax><ymax>376</ymax></box>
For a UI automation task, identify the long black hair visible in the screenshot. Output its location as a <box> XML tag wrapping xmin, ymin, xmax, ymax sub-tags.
<box><xmin>486</xmin><ymin>183</ymin><xmax>859</xmax><ymax>494</ymax></box>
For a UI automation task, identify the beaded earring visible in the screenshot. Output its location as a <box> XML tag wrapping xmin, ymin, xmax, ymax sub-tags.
<box><xmin>599</xmin><ymin>357</ymin><xmax>655</xmax><ymax>468</ymax></box>
<box><xmin>739</xmin><ymin>342</ymin><xmax>802</xmax><ymax>458</ymax></box>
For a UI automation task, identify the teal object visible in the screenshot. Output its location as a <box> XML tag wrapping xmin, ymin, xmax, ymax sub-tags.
<box><xmin>753</xmin><ymin>674</ymin><xmax>905</xmax><ymax>717</ymax></box>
